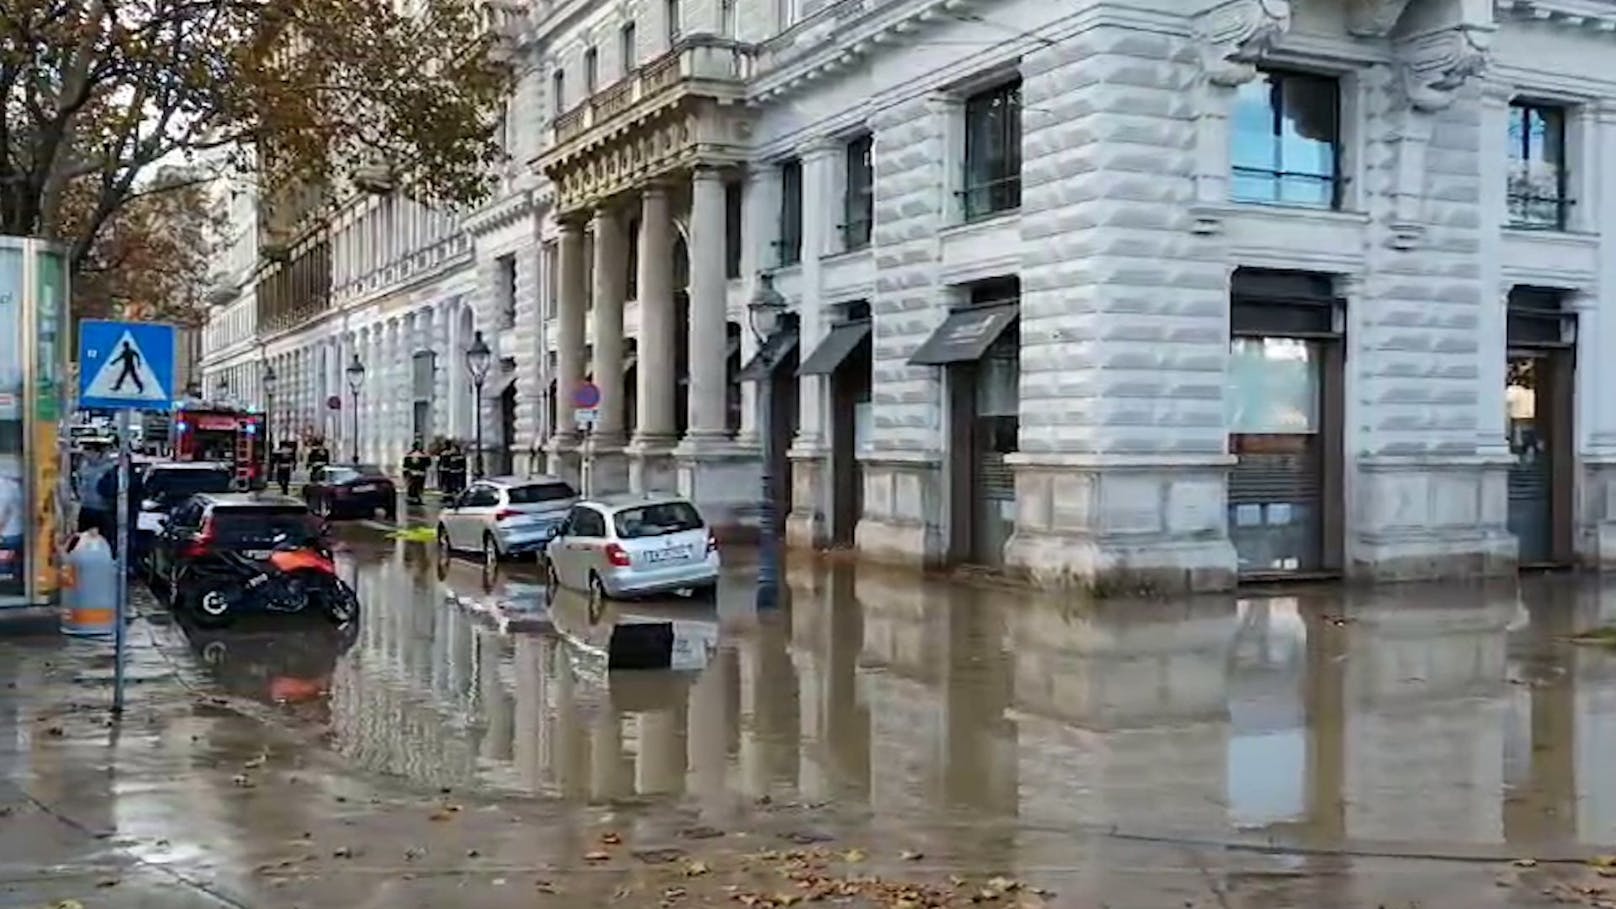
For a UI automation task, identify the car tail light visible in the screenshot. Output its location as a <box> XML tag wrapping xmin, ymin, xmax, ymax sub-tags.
<box><xmin>605</xmin><ymin>542</ymin><xmax>632</xmax><ymax>567</ymax></box>
<box><xmin>182</xmin><ymin>518</ymin><xmax>217</xmax><ymax>559</ymax></box>
<box><xmin>494</xmin><ymin>508</ymin><xmax>518</xmax><ymax>522</ymax></box>
<box><xmin>707</xmin><ymin>532</ymin><xmax>718</xmax><ymax>554</ymax></box>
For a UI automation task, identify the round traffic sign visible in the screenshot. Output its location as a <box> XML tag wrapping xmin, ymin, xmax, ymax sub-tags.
<box><xmin>572</xmin><ymin>381</ymin><xmax>600</xmax><ymax>408</ymax></box>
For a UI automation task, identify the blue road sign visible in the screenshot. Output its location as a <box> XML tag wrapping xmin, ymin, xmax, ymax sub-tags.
<box><xmin>78</xmin><ymin>320</ymin><xmax>176</xmax><ymax>412</ymax></box>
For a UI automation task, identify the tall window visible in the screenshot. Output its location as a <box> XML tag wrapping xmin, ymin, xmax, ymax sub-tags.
<box><xmin>497</xmin><ymin>254</ymin><xmax>517</xmax><ymax>328</ymax></box>
<box><xmin>584</xmin><ymin>47</ymin><xmax>599</xmax><ymax>94</ymax></box>
<box><xmin>1508</xmin><ymin>101</ymin><xmax>1569</xmax><ymax>230</ymax></box>
<box><xmin>625</xmin><ymin>218</ymin><xmax>640</xmax><ymax>300</ymax></box>
<box><xmin>551</xmin><ymin>69</ymin><xmax>565</xmax><ymax>116</ymax></box>
<box><xmin>725</xmin><ymin>181</ymin><xmax>743</xmax><ymax>279</ymax></box>
<box><xmin>843</xmin><ymin>133</ymin><xmax>874</xmax><ymax>250</ymax></box>
<box><xmin>666</xmin><ymin>0</ymin><xmax>681</xmax><ymax>42</ymax></box>
<box><xmin>777</xmin><ymin>158</ymin><xmax>803</xmax><ymax>267</ymax></box>
<box><xmin>620</xmin><ymin>22</ymin><xmax>637</xmax><ymax>75</ymax></box>
<box><xmin>720</xmin><ymin>0</ymin><xmax>736</xmax><ymax>36</ymax></box>
<box><xmin>1231</xmin><ymin>69</ymin><xmax>1341</xmax><ymax>209</ymax></box>
<box><xmin>542</xmin><ymin>242</ymin><xmax>558</xmax><ymax>318</ymax></box>
<box><xmin>962</xmin><ymin>79</ymin><xmax>1022</xmax><ymax>220</ymax></box>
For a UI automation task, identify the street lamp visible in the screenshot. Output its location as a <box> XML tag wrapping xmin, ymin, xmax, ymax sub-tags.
<box><xmin>261</xmin><ymin>362</ymin><xmax>278</xmax><ymax>452</ymax></box>
<box><xmin>747</xmin><ymin>272</ymin><xmax>788</xmax><ymax>611</ymax></box>
<box><xmin>345</xmin><ymin>354</ymin><xmax>366</xmax><ymax>463</ymax></box>
<box><xmin>465</xmin><ymin>330</ymin><xmax>493</xmax><ymax>479</ymax></box>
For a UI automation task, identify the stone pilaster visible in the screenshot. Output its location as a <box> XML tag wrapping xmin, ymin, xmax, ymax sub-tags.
<box><xmin>584</xmin><ymin>205</ymin><xmax>629</xmax><ymax>495</ymax></box>
<box><xmin>1581</xmin><ymin>101</ymin><xmax>1616</xmax><ymax>566</ymax></box>
<box><xmin>629</xmin><ymin>184</ymin><xmax>679</xmax><ymax>493</ymax></box>
<box><xmin>786</xmin><ymin>137</ymin><xmax>839</xmax><ymax>548</ymax></box>
<box><xmin>547</xmin><ymin>221</ymin><xmax>587</xmax><ymax>486</ymax></box>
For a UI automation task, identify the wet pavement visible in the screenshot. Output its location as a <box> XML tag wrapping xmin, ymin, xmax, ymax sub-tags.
<box><xmin>4</xmin><ymin>526</ymin><xmax>1616</xmax><ymax>907</ymax></box>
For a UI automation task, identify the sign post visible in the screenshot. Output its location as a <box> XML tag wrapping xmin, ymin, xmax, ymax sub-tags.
<box><xmin>572</xmin><ymin>381</ymin><xmax>600</xmax><ymax>434</ymax></box>
<box><xmin>78</xmin><ymin>320</ymin><xmax>175</xmax><ymax>714</ymax></box>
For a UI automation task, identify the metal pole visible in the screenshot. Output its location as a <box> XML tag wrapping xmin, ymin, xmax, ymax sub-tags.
<box><xmin>265</xmin><ymin>392</ymin><xmax>274</xmax><ymax>452</ymax></box>
<box><xmin>755</xmin><ymin>362</ymin><xmax>779</xmax><ymax>610</ymax></box>
<box><xmin>474</xmin><ymin>382</ymin><xmax>484</xmax><ymax>478</ymax></box>
<box><xmin>113</xmin><ymin>409</ymin><xmax>131</xmax><ymax>714</ymax></box>
<box><xmin>350</xmin><ymin>391</ymin><xmax>359</xmax><ymax>463</ymax></box>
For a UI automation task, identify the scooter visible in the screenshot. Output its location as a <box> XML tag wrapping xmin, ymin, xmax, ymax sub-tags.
<box><xmin>181</xmin><ymin>532</ymin><xmax>359</xmax><ymax>629</ymax></box>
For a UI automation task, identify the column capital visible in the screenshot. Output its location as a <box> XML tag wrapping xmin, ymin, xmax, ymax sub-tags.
<box><xmin>798</xmin><ymin>135</ymin><xmax>843</xmax><ymax>160</ymax></box>
<box><xmin>691</xmin><ymin>162</ymin><xmax>729</xmax><ymax>184</ymax></box>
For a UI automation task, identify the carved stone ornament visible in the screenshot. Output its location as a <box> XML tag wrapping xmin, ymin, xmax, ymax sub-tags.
<box><xmin>1346</xmin><ymin>0</ymin><xmax>1414</xmax><ymax>37</ymax></box>
<box><xmin>1199</xmin><ymin>0</ymin><xmax>1292</xmax><ymax>87</ymax></box>
<box><xmin>1398</xmin><ymin>23</ymin><xmax>1492</xmax><ymax>112</ymax></box>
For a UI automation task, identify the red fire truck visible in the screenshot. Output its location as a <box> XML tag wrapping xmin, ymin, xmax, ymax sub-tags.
<box><xmin>171</xmin><ymin>403</ymin><xmax>267</xmax><ymax>488</ymax></box>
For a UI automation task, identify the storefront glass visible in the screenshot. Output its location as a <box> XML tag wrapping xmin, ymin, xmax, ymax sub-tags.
<box><xmin>1227</xmin><ymin>337</ymin><xmax>1323</xmax><ymax>574</ymax></box>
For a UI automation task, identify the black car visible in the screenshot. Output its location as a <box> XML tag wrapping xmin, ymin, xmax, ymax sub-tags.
<box><xmin>302</xmin><ymin>464</ymin><xmax>397</xmax><ymax>521</ymax></box>
<box><xmin>147</xmin><ymin>493</ymin><xmax>328</xmax><ymax>606</ymax></box>
<box><xmin>133</xmin><ymin>462</ymin><xmax>236</xmax><ymax>572</ymax></box>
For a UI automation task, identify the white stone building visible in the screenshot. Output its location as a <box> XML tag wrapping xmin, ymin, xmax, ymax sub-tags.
<box><xmin>198</xmin><ymin>149</ymin><xmax>264</xmax><ymax>408</ymax></box>
<box><xmin>207</xmin><ymin>0</ymin><xmax>1616</xmax><ymax>590</ymax></box>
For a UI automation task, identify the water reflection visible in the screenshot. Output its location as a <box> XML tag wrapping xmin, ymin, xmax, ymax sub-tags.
<box><xmin>197</xmin><ymin>541</ymin><xmax>1616</xmax><ymax>851</ymax></box>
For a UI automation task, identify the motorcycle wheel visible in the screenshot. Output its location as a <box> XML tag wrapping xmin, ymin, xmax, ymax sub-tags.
<box><xmin>190</xmin><ymin>587</ymin><xmax>235</xmax><ymax>629</ymax></box>
<box><xmin>318</xmin><ymin>576</ymin><xmax>360</xmax><ymax>626</ymax></box>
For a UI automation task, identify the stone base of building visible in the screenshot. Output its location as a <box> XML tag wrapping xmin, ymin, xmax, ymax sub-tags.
<box><xmin>1348</xmin><ymin>457</ymin><xmax>1517</xmax><ymax>581</ymax></box>
<box><xmin>581</xmin><ymin>438</ymin><xmax>629</xmax><ymax>497</ymax></box>
<box><xmin>852</xmin><ymin>454</ymin><xmax>946</xmax><ymax>569</ymax></box>
<box><xmin>627</xmin><ymin>437</ymin><xmax>678</xmax><ymax>495</ymax></box>
<box><xmin>546</xmin><ymin>435</ymin><xmax>582</xmax><ymax>488</ymax></box>
<box><xmin>1002</xmin><ymin>456</ymin><xmax>1238</xmax><ymax>594</ymax></box>
<box><xmin>785</xmin><ymin>446</ymin><xmax>828</xmax><ymax>549</ymax></box>
<box><xmin>674</xmin><ymin>437</ymin><xmax>761</xmax><ymax>540</ymax></box>
<box><xmin>1578</xmin><ymin>456</ymin><xmax>1616</xmax><ymax>568</ymax></box>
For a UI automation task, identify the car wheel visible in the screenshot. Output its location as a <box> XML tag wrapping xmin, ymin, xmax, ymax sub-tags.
<box><xmin>545</xmin><ymin>560</ymin><xmax>561</xmax><ymax>597</ymax></box>
<box><xmin>191</xmin><ymin>587</ymin><xmax>234</xmax><ymax>629</ymax></box>
<box><xmin>587</xmin><ymin>572</ymin><xmax>608</xmax><ymax>621</ymax></box>
<box><xmin>482</xmin><ymin>533</ymin><xmax>500</xmax><ymax>570</ymax></box>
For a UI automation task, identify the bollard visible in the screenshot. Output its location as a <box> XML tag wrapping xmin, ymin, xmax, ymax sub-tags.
<box><xmin>61</xmin><ymin>528</ymin><xmax>119</xmax><ymax>637</ymax></box>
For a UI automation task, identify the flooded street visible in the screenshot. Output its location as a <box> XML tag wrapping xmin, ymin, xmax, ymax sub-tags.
<box><xmin>5</xmin><ymin>526</ymin><xmax>1616</xmax><ymax>907</ymax></box>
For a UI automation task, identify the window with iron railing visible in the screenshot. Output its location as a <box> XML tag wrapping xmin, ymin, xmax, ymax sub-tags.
<box><xmin>1507</xmin><ymin>101</ymin><xmax>1570</xmax><ymax>230</ymax></box>
<box><xmin>842</xmin><ymin>133</ymin><xmax>873</xmax><ymax>250</ymax></box>
<box><xmin>961</xmin><ymin>79</ymin><xmax>1022</xmax><ymax>221</ymax></box>
<box><xmin>1231</xmin><ymin>69</ymin><xmax>1342</xmax><ymax>209</ymax></box>
<box><xmin>776</xmin><ymin>158</ymin><xmax>803</xmax><ymax>267</ymax></box>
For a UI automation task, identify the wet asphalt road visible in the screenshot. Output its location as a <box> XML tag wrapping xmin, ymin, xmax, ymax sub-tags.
<box><xmin>4</xmin><ymin>522</ymin><xmax>1616</xmax><ymax>907</ymax></box>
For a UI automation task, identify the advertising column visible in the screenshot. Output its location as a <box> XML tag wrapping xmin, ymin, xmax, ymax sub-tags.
<box><xmin>0</xmin><ymin>244</ymin><xmax>22</xmax><ymax>604</ymax></box>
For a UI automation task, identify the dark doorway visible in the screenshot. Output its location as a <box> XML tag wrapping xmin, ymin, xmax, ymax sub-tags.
<box><xmin>498</xmin><ymin>384</ymin><xmax>517</xmax><ymax>476</ymax></box>
<box><xmin>1226</xmin><ymin>269</ymin><xmax>1345</xmax><ymax>579</ymax></box>
<box><xmin>1506</xmin><ymin>287</ymin><xmax>1576</xmax><ymax>567</ymax></box>
<box><xmin>801</xmin><ymin>302</ymin><xmax>873</xmax><ymax>548</ymax></box>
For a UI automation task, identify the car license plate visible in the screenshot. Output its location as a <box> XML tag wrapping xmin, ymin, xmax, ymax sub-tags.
<box><xmin>244</xmin><ymin>549</ymin><xmax>272</xmax><ymax>560</ymax></box>
<box><xmin>645</xmin><ymin>546</ymin><xmax>691</xmax><ymax>564</ymax></box>
<box><xmin>351</xmin><ymin>484</ymin><xmax>376</xmax><ymax>493</ymax></box>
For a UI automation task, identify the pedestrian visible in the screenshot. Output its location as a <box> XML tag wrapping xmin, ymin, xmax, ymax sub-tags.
<box><xmin>402</xmin><ymin>439</ymin><xmax>431</xmax><ymax>505</ymax></box>
<box><xmin>75</xmin><ymin>443</ymin><xmax>114</xmax><ymax>535</ymax></box>
<box><xmin>94</xmin><ymin>459</ymin><xmax>145</xmax><ymax>574</ymax></box>
<box><xmin>437</xmin><ymin>440</ymin><xmax>467</xmax><ymax>498</ymax></box>
<box><xmin>270</xmin><ymin>440</ymin><xmax>296</xmax><ymax>495</ymax></box>
<box><xmin>305</xmin><ymin>437</ymin><xmax>330</xmax><ymax>484</ymax></box>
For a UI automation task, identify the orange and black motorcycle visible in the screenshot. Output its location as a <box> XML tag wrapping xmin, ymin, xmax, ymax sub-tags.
<box><xmin>182</xmin><ymin>532</ymin><xmax>359</xmax><ymax>629</ymax></box>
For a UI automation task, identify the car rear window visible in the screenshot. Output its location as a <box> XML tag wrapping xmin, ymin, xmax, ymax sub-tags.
<box><xmin>145</xmin><ymin>469</ymin><xmax>234</xmax><ymax>499</ymax></box>
<box><xmin>211</xmin><ymin>506</ymin><xmax>319</xmax><ymax>541</ymax></box>
<box><xmin>507</xmin><ymin>482</ymin><xmax>576</xmax><ymax>505</ymax></box>
<box><xmin>613</xmin><ymin>502</ymin><xmax>704</xmax><ymax>539</ymax></box>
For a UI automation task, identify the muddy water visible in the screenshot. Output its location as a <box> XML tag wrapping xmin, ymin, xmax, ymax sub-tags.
<box><xmin>192</xmin><ymin>535</ymin><xmax>1616</xmax><ymax>856</ymax></box>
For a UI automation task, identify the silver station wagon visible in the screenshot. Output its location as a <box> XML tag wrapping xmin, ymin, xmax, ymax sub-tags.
<box><xmin>436</xmin><ymin>475</ymin><xmax>578</xmax><ymax>565</ymax></box>
<box><xmin>544</xmin><ymin>493</ymin><xmax>720</xmax><ymax>602</ymax></box>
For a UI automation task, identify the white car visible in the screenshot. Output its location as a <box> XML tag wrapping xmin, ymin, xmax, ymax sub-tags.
<box><xmin>544</xmin><ymin>493</ymin><xmax>719</xmax><ymax>603</ymax></box>
<box><xmin>437</xmin><ymin>476</ymin><xmax>578</xmax><ymax>565</ymax></box>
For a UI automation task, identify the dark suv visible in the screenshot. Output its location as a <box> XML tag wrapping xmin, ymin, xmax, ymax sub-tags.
<box><xmin>148</xmin><ymin>493</ymin><xmax>328</xmax><ymax>605</ymax></box>
<box><xmin>134</xmin><ymin>462</ymin><xmax>236</xmax><ymax>574</ymax></box>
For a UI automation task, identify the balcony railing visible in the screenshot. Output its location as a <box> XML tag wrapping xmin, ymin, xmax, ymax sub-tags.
<box><xmin>553</xmin><ymin>35</ymin><xmax>756</xmax><ymax>146</ymax></box>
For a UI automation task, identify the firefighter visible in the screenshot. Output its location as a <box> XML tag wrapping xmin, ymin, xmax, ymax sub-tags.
<box><xmin>305</xmin><ymin>437</ymin><xmax>331</xmax><ymax>484</ymax></box>
<box><xmin>270</xmin><ymin>440</ymin><xmax>297</xmax><ymax>495</ymax></box>
<box><xmin>437</xmin><ymin>440</ymin><xmax>467</xmax><ymax>497</ymax></box>
<box><xmin>402</xmin><ymin>440</ymin><xmax>431</xmax><ymax>506</ymax></box>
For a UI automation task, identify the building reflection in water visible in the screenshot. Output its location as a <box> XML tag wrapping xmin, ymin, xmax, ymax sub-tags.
<box><xmin>321</xmin><ymin>545</ymin><xmax>1616</xmax><ymax>851</ymax></box>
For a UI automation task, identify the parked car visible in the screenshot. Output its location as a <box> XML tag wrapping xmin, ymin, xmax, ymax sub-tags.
<box><xmin>303</xmin><ymin>464</ymin><xmax>397</xmax><ymax>520</ymax></box>
<box><xmin>544</xmin><ymin>493</ymin><xmax>719</xmax><ymax>604</ymax></box>
<box><xmin>147</xmin><ymin>493</ymin><xmax>332</xmax><ymax>617</ymax></box>
<box><xmin>135</xmin><ymin>462</ymin><xmax>237</xmax><ymax>573</ymax></box>
<box><xmin>437</xmin><ymin>476</ymin><xmax>578</xmax><ymax>566</ymax></box>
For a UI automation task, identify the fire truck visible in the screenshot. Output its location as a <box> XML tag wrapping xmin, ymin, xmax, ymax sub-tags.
<box><xmin>170</xmin><ymin>401</ymin><xmax>267</xmax><ymax>489</ymax></box>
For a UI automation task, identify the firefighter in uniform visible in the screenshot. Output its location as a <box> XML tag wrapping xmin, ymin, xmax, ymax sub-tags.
<box><xmin>437</xmin><ymin>441</ymin><xmax>467</xmax><ymax>497</ymax></box>
<box><xmin>305</xmin><ymin>438</ymin><xmax>331</xmax><ymax>484</ymax></box>
<box><xmin>402</xmin><ymin>440</ymin><xmax>431</xmax><ymax>505</ymax></box>
<box><xmin>270</xmin><ymin>440</ymin><xmax>297</xmax><ymax>495</ymax></box>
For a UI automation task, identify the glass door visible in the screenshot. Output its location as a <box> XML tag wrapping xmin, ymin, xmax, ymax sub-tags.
<box><xmin>1506</xmin><ymin>350</ymin><xmax>1564</xmax><ymax>565</ymax></box>
<box><xmin>1227</xmin><ymin>337</ymin><xmax>1325</xmax><ymax>575</ymax></box>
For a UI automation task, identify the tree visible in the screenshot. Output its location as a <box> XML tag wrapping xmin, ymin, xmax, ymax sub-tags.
<box><xmin>1</xmin><ymin>0</ymin><xmax>513</xmax><ymax>273</ymax></box>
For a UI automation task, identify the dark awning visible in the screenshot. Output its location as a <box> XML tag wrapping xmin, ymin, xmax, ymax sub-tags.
<box><xmin>798</xmin><ymin>320</ymin><xmax>872</xmax><ymax>376</ymax></box>
<box><xmin>737</xmin><ymin>326</ymin><xmax>800</xmax><ymax>381</ymax></box>
<box><xmin>907</xmin><ymin>304</ymin><xmax>1018</xmax><ymax>366</ymax></box>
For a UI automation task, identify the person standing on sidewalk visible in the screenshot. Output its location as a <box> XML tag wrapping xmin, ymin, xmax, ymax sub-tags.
<box><xmin>305</xmin><ymin>437</ymin><xmax>330</xmax><ymax>485</ymax></box>
<box><xmin>402</xmin><ymin>440</ymin><xmax>430</xmax><ymax>506</ymax></box>
<box><xmin>75</xmin><ymin>444</ymin><xmax>114</xmax><ymax>534</ymax></box>
<box><xmin>437</xmin><ymin>441</ymin><xmax>467</xmax><ymax>498</ymax></box>
<box><xmin>270</xmin><ymin>440</ymin><xmax>297</xmax><ymax>495</ymax></box>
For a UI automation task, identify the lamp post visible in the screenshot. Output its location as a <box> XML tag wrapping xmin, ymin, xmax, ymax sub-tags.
<box><xmin>747</xmin><ymin>273</ymin><xmax>787</xmax><ymax>611</ymax></box>
<box><xmin>345</xmin><ymin>354</ymin><xmax>365</xmax><ymax>463</ymax></box>
<box><xmin>466</xmin><ymin>330</ymin><xmax>492</xmax><ymax>479</ymax></box>
<box><xmin>262</xmin><ymin>363</ymin><xmax>278</xmax><ymax>452</ymax></box>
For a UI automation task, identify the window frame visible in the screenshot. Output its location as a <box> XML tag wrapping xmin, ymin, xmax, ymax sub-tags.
<box><xmin>724</xmin><ymin>181</ymin><xmax>743</xmax><ymax>279</ymax></box>
<box><xmin>1506</xmin><ymin>99</ymin><xmax>1571</xmax><ymax>231</ymax></box>
<box><xmin>620</xmin><ymin>22</ymin><xmax>637</xmax><ymax>76</ymax></box>
<box><xmin>776</xmin><ymin>158</ymin><xmax>804</xmax><ymax>267</ymax></box>
<box><xmin>666</xmin><ymin>0</ymin><xmax>681</xmax><ymax>43</ymax></box>
<box><xmin>551</xmin><ymin>69</ymin><xmax>565</xmax><ymax>116</ymax></box>
<box><xmin>1230</xmin><ymin>68</ymin><xmax>1344</xmax><ymax>211</ymax></box>
<box><xmin>961</xmin><ymin>78</ymin><xmax>1023</xmax><ymax>222</ymax></box>
<box><xmin>584</xmin><ymin>47</ymin><xmax>599</xmax><ymax>95</ymax></box>
<box><xmin>842</xmin><ymin>133</ymin><xmax>874</xmax><ymax>251</ymax></box>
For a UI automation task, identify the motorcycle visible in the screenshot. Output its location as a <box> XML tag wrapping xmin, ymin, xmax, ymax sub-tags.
<box><xmin>180</xmin><ymin>532</ymin><xmax>359</xmax><ymax>629</ymax></box>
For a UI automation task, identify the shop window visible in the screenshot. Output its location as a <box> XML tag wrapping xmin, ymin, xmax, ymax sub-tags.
<box><xmin>776</xmin><ymin>158</ymin><xmax>803</xmax><ymax>267</ymax></box>
<box><xmin>1231</xmin><ymin>69</ymin><xmax>1341</xmax><ymax>209</ymax></box>
<box><xmin>962</xmin><ymin>79</ymin><xmax>1022</xmax><ymax>220</ymax></box>
<box><xmin>1508</xmin><ymin>101</ymin><xmax>1569</xmax><ymax>230</ymax></box>
<box><xmin>842</xmin><ymin>133</ymin><xmax>873</xmax><ymax>251</ymax></box>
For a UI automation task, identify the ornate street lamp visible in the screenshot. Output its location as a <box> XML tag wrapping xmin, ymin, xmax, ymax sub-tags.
<box><xmin>345</xmin><ymin>354</ymin><xmax>366</xmax><ymax>463</ymax></box>
<box><xmin>466</xmin><ymin>330</ymin><xmax>493</xmax><ymax>479</ymax></box>
<box><xmin>747</xmin><ymin>272</ymin><xmax>787</xmax><ymax>611</ymax></box>
<box><xmin>261</xmin><ymin>362</ymin><xmax>278</xmax><ymax>452</ymax></box>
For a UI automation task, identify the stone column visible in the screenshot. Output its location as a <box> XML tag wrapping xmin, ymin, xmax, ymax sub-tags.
<box><xmin>1587</xmin><ymin>101</ymin><xmax>1616</xmax><ymax>565</ymax></box>
<box><xmin>584</xmin><ymin>205</ymin><xmax>629</xmax><ymax>494</ymax></box>
<box><xmin>447</xmin><ymin>305</ymin><xmax>465</xmax><ymax>443</ymax></box>
<box><xmin>629</xmin><ymin>184</ymin><xmax>679</xmax><ymax>493</ymax></box>
<box><xmin>683</xmin><ymin>165</ymin><xmax>730</xmax><ymax>443</ymax></box>
<box><xmin>786</xmin><ymin>139</ymin><xmax>838</xmax><ymax>546</ymax></box>
<box><xmin>547</xmin><ymin>220</ymin><xmax>587</xmax><ymax>486</ymax></box>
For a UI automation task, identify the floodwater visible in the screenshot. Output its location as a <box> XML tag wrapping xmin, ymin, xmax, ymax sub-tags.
<box><xmin>193</xmin><ymin>534</ymin><xmax>1616</xmax><ymax>859</ymax></box>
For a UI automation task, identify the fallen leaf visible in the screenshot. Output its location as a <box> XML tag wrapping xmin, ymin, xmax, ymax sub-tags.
<box><xmin>492</xmin><ymin>878</ymin><xmax>507</xmax><ymax>886</ymax></box>
<box><xmin>1594</xmin><ymin>856</ymin><xmax>1616</xmax><ymax>869</ymax></box>
<box><xmin>634</xmin><ymin>847</ymin><xmax>685</xmax><ymax>864</ymax></box>
<box><xmin>1515</xmin><ymin>858</ymin><xmax>1540</xmax><ymax>868</ymax></box>
<box><xmin>900</xmin><ymin>849</ymin><xmax>925</xmax><ymax>861</ymax></box>
<box><xmin>584</xmin><ymin>850</ymin><xmax>613</xmax><ymax>862</ymax></box>
<box><xmin>45</xmin><ymin>725</ymin><xmax>64</xmax><ymax>737</ymax></box>
<box><xmin>599</xmin><ymin>831</ymin><xmax>623</xmax><ymax>846</ymax></box>
<box><xmin>96</xmin><ymin>879</ymin><xmax>120</xmax><ymax>888</ymax></box>
<box><xmin>51</xmin><ymin>901</ymin><xmax>84</xmax><ymax>909</ymax></box>
<box><xmin>332</xmin><ymin>846</ymin><xmax>355</xmax><ymax>859</ymax></box>
<box><xmin>680</xmin><ymin>825</ymin><xmax>725</xmax><ymax>840</ymax></box>
<box><xmin>231</xmin><ymin>774</ymin><xmax>255</xmax><ymax>788</ymax></box>
<box><xmin>535</xmin><ymin>879</ymin><xmax>557</xmax><ymax>893</ymax></box>
<box><xmin>987</xmin><ymin>876</ymin><xmax>1020</xmax><ymax>893</ymax></box>
<box><xmin>466</xmin><ymin>848</ymin><xmax>482</xmax><ymax>858</ymax></box>
<box><xmin>843</xmin><ymin>848</ymin><xmax>867</xmax><ymax>863</ymax></box>
<box><xmin>429</xmin><ymin>809</ymin><xmax>455</xmax><ymax>822</ymax></box>
<box><xmin>683</xmin><ymin>860</ymin><xmax>711</xmax><ymax>876</ymax></box>
<box><xmin>243</xmin><ymin>753</ymin><xmax>267</xmax><ymax>769</ymax></box>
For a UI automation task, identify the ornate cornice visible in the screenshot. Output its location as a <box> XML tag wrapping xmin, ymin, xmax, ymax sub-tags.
<box><xmin>462</xmin><ymin>187</ymin><xmax>538</xmax><ymax>236</ymax></box>
<box><xmin>1197</xmin><ymin>0</ymin><xmax>1291</xmax><ymax>87</ymax></box>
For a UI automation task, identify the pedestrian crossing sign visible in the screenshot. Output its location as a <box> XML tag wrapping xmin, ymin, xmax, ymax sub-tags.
<box><xmin>78</xmin><ymin>319</ymin><xmax>175</xmax><ymax>412</ymax></box>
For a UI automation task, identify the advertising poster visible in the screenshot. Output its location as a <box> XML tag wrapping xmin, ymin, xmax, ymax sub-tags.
<box><xmin>0</xmin><ymin>247</ymin><xmax>23</xmax><ymax>602</ymax></box>
<box><xmin>34</xmin><ymin>248</ymin><xmax>65</xmax><ymax>598</ymax></box>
